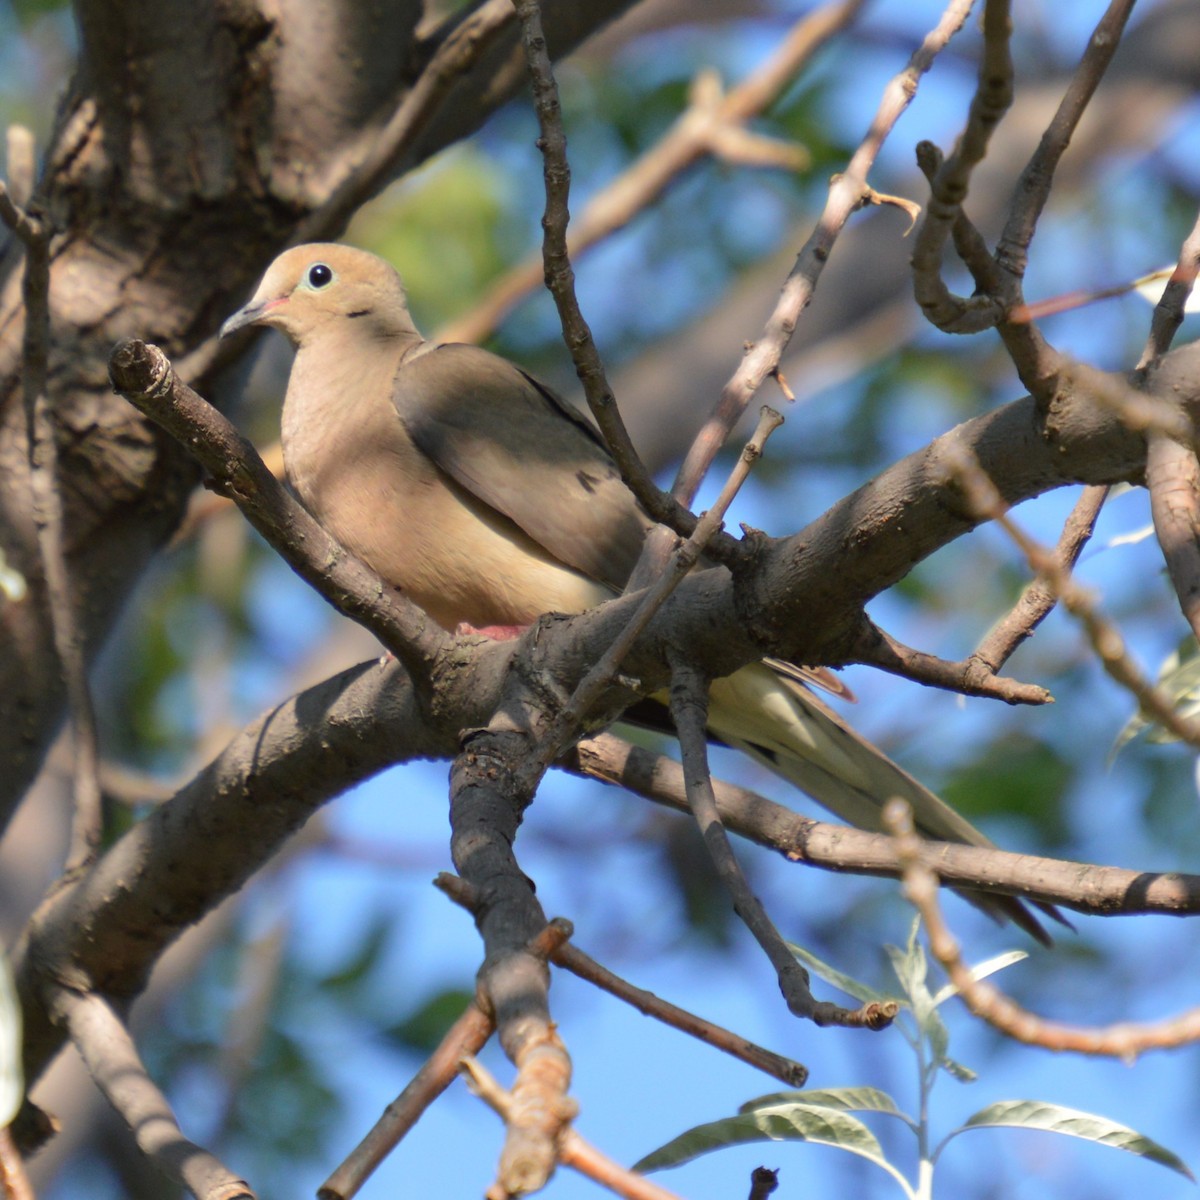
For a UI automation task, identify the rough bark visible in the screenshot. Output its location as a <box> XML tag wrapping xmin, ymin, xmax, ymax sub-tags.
<box><xmin>0</xmin><ymin>0</ymin><xmax>639</xmax><ymax>827</ymax></box>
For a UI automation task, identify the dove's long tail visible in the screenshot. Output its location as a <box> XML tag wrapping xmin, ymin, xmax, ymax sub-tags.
<box><xmin>705</xmin><ymin>663</ymin><xmax>1066</xmax><ymax>945</ymax></box>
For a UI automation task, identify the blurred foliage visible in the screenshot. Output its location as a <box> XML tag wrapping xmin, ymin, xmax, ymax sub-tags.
<box><xmin>942</xmin><ymin>732</ymin><xmax>1072</xmax><ymax>847</ymax></box>
<box><xmin>351</xmin><ymin>150</ymin><xmax>517</xmax><ymax>331</ymax></box>
<box><xmin>383</xmin><ymin>987</ymin><xmax>476</xmax><ymax>1055</ymax></box>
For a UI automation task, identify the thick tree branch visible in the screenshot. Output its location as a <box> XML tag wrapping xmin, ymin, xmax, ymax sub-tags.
<box><xmin>572</xmin><ymin>733</ymin><xmax>1200</xmax><ymax>918</ymax></box>
<box><xmin>13</xmin><ymin>659</ymin><xmax>445</xmax><ymax>1128</ymax></box>
<box><xmin>439</xmin><ymin>873</ymin><xmax>808</xmax><ymax>1086</ymax></box>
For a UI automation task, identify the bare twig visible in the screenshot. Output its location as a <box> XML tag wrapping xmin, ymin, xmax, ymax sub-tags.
<box><xmin>3</xmin><ymin>159</ymin><xmax>104</xmax><ymax>868</ymax></box>
<box><xmin>912</xmin><ymin>0</ymin><xmax>1015</xmax><ymax>332</ymax></box>
<box><xmin>948</xmin><ymin>444</ymin><xmax>1200</xmax><ymax>749</ymax></box>
<box><xmin>855</xmin><ymin>621</ymin><xmax>1053</xmax><ymax>705</ymax></box>
<box><xmin>462</xmin><ymin>1057</ymin><xmax>685</xmax><ymax>1200</ymax></box>
<box><xmin>668</xmin><ymin>0</ymin><xmax>975</xmax><ymax>513</ymax></box>
<box><xmin>0</xmin><ymin>1127</ymin><xmax>35</xmax><ymax>1200</ymax></box>
<box><xmin>53</xmin><ymin>987</ymin><xmax>254</xmax><ymax>1199</ymax></box>
<box><xmin>667</xmin><ymin>662</ymin><xmax>893</xmax><ymax>1030</ymax></box>
<box><xmin>436</xmin><ymin>872</ymin><xmax>808</xmax><ymax>1086</ymax></box>
<box><xmin>888</xmin><ymin>800</ymin><xmax>1200</xmax><ymax>1060</ymax></box>
<box><xmin>535</xmin><ymin>406</ymin><xmax>783</xmax><ymax>771</ymax></box>
<box><xmin>318</xmin><ymin>1003</ymin><xmax>494</xmax><ymax>1200</ymax></box>
<box><xmin>1136</xmin><ymin>207</ymin><xmax>1200</xmax><ymax>371</ymax></box>
<box><xmin>440</xmin><ymin>0</ymin><xmax>864</xmax><ymax>344</ymax></box>
<box><xmin>572</xmin><ymin>732</ymin><xmax>1200</xmax><ymax>917</ymax></box>
<box><xmin>108</xmin><ymin>340</ymin><xmax>450</xmax><ymax>677</ymax></box>
<box><xmin>970</xmin><ymin>483</ymin><xmax>1109</xmax><ymax>676</ymax></box>
<box><xmin>995</xmin><ymin>0</ymin><xmax>1137</xmax><ymax>284</ymax></box>
<box><xmin>513</xmin><ymin>0</ymin><xmax>700</xmax><ymax>544</ymax></box>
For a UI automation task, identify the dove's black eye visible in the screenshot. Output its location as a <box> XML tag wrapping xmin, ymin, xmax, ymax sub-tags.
<box><xmin>306</xmin><ymin>263</ymin><xmax>334</xmax><ymax>289</ymax></box>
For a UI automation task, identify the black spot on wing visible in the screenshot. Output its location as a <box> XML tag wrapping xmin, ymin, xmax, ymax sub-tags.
<box><xmin>347</xmin><ymin>309</ymin><xmax>372</xmax><ymax>319</ymax></box>
<box><xmin>576</xmin><ymin>470</ymin><xmax>601</xmax><ymax>494</ymax></box>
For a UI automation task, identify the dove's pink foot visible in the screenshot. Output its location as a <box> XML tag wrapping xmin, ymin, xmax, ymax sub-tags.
<box><xmin>455</xmin><ymin>622</ymin><xmax>527</xmax><ymax>640</ymax></box>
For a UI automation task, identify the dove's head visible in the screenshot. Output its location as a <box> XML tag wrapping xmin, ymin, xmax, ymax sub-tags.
<box><xmin>220</xmin><ymin>243</ymin><xmax>421</xmax><ymax>348</ymax></box>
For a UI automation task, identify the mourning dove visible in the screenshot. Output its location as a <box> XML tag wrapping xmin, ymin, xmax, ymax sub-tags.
<box><xmin>221</xmin><ymin>243</ymin><xmax>1061</xmax><ymax>943</ymax></box>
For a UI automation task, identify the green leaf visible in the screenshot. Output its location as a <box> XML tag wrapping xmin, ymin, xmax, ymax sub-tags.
<box><xmin>633</xmin><ymin>1104</ymin><xmax>892</xmax><ymax>1177</ymax></box>
<box><xmin>739</xmin><ymin>1087</ymin><xmax>915</xmax><ymax>1130</ymax></box>
<box><xmin>941</xmin><ymin>734</ymin><xmax>1071</xmax><ymax>844</ymax></box>
<box><xmin>786</xmin><ymin>943</ymin><xmax>896</xmax><ymax>1006</ymax></box>
<box><xmin>948</xmin><ymin>1100</ymin><xmax>1194</xmax><ymax>1181</ymax></box>
<box><xmin>1113</xmin><ymin>641</ymin><xmax>1200</xmax><ymax>756</ymax></box>
<box><xmin>0</xmin><ymin>949</ymin><xmax>21</xmax><ymax>1126</ymax></box>
<box><xmin>319</xmin><ymin>912</ymin><xmax>393</xmax><ymax>994</ymax></box>
<box><xmin>932</xmin><ymin>950</ymin><xmax>1028</xmax><ymax>1007</ymax></box>
<box><xmin>886</xmin><ymin>935</ymin><xmax>934</xmax><ymax>1021</ymax></box>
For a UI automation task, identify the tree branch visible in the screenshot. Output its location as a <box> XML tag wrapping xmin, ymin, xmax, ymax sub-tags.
<box><xmin>889</xmin><ymin>800</ymin><xmax>1200</xmax><ymax>1061</ymax></box>
<box><xmin>571</xmin><ymin>732</ymin><xmax>1200</xmax><ymax>918</ymax></box>
<box><xmin>513</xmin><ymin>0</ymin><xmax>699</xmax><ymax>544</ymax></box>
<box><xmin>667</xmin><ymin>0</ymin><xmax>975</xmax><ymax>513</ymax></box>
<box><xmin>108</xmin><ymin>340</ymin><xmax>450</xmax><ymax>679</ymax></box>
<box><xmin>971</xmin><ymin>483</ymin><xmax>1109</xmax><ymax>676</ymax></box>
<box><xmin>440</xmin><ymin>0</ymin><xmax>864</xmax><ymax>345</ymax></box>
<box><xmin>436</xmin><ymin>873</ymin><xmax>809</xmax><ymax>1087</ymax></box>
<box><xmin>53</xmin><ymin>987</ymin><xmax>253</xmax><ymax>1199</ymax></box>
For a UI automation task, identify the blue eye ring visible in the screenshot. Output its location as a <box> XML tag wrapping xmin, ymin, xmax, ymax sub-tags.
<box><xmin>306</xmin><ymin>263</ymin><xmax>334</xmax><ymax>289</ymax></box>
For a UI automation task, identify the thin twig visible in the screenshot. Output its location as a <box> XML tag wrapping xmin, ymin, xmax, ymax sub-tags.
<box><xmin>534</xmin><ymin>406</ymin><xmax>784</xmax><ymax>772</ymax></box>
<box><xmin>948</xmin><ymin>444</ymin><xmax>1200</xmax><ymax>749</ymax></box>
<box><xmin>54</xmin><ymin>987</ymin><xmax>254</xmax><ymax>1199</ymax></box>
<box><xmin>1135</xmin><ymin>206</ymin><xmax>1200</xmax><ymax>371</ymax></box>
<box><xmin>513</xmin><ymin>0</ymin><xmax>700</xmax><ymax>543</ymax></box>
<box><xmin>667</xmin><ymin>662</ymin><xmax>893</xmax><ymax>1030</ymax></box>
<box><xmin>461</xmin><ymin>1057</ymin><xmax>685</xmax><ymax>1200</ymax></box>
<box><xmin>318</xmin><ymin>1003</ymin><xmax>495</xmax><ymax>1200</ymax></box>
<box><xmin>436</xmin><ymin>872</ymin><xmax>808</xmax><ymax>1086</ymax></box>
<box><xmin>440</xmin><ymin>0</ymin><xmax>864</xmax><ymax>344</ymax></box>
<box><xmin>988</xmin><ymin>0</ymin><xmax>1137</xmax><ymax>398</ymax></box>
<box><xmin>970</xmin><ymin>483</ymin><xmax>1108</xmax><ymax>676</ymax></box>
<box><xmin>912</xmin><ymin>0</ymin><xmax>1015</xmax><ymax>332</ymax></box>
<box><xmin>855</xmin><ymin>621</ymin><xmax>1053</xmax><ymax>704</ymax></box>
<box><xmin>888</xmin><ymin>799</ymin><xmax>1200</xmax><ymax>1060</ymax></box>
<box><xmin>3</xmin><ymin>164</ymin><xmax>104</xmax><ymax>867</ymax></box>
<box><xmin>995</xmin><ymin>0</ymin><xmax>1137</xmax><ymax>283</ymax></box>
<box><xmin>668</xmin><ymin>0</ymin><xmax>975</xmax><ymax>514</ymax></box>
